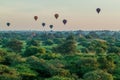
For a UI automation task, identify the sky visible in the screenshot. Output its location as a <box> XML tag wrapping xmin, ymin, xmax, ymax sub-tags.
<box><xmin>0</xmin><ymin>0</ymin><xmax>120</xmax><ymax>31</ymax></box>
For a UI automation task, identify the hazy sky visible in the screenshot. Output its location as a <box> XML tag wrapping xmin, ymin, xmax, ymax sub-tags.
<box><xmin>0</xmin><ymin>0</ymin><xmax>120</xmax><ymax>31</ymax></box>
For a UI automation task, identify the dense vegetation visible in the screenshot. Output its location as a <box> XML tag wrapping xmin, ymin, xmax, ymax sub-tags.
<box><xmin>0</xmin><ymin>30</ymin><xmax>120</xmax><ymax>80</ymax></box>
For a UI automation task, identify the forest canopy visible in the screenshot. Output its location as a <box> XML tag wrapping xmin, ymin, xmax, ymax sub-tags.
<box><xmin>0</xmin><ymin>30</ymin><xmax>120</xmax><ymax>80</ymax></box>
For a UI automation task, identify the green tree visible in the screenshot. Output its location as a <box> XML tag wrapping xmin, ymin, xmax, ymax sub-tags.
<box><xmin>4</xmin><ymin>53</ymin><xmax>24</xmax><ymax>66</ymax></box>
<box><xmin>87</xmin><ymin>31</ymin><xmax>99</xmax><ymax>38</ymax></box>
<box><xmin>53</xmin><ymin>38</ymin><xmax>64</xmax><ymax>44</ymax></box>
<box><xmin>45</xmin><ymin>76</ymin><xmax>75</xmax><ymax>80</ymax></box>
<box><xmin>53</xmin><ymin>34</ymin><xmax>78</xmax><ymax>54</ymax></box>
<box><xmin>53</xmin><ymin>40</ymin><xmax>77</xmax><ymax>54</ymax></box>
<box><xmin>0</xmin><ymin>65</ymin><xmax>21</xmax><ymax>80</ymax></box>
<box><xmin>87</xmin><ymin>39</ymin><xmax>108</xmax><ymax>54</ymax></box>
<box><xmin>0</xmin><ymin>49</ymin><xmax>7</xmax><ymax>63</ymax></box>
<box><xmin>95</xmin><ymin>47</ymin><xmax>105</xmax><ymax>54</ymax></box>
<box><xmin>24</xmin><ymin>46</ymin><xmax>46</xmax><ymax>57</ymax></box>
<box><xmin>15</xmin><ymin>64</ymin><xmax>38</xmax><ymax>80</ymax></box>
<box><xmin>5</xmin><ymin>39</ymin><xmax>23</xmax><ymax>52</ymax></box>
<box><xmin>27</xmin><ymin>39</ymin><xmax>40</xmax><ymax>47</ymax></box>
<box><xmin>43</xmin><ymin>39</ymin><xmax>54</xmax><ymax>45</ymax></box>
<box><xmin>75</xmin><ymin>57</ymin><xmax>99</xmax><ymax>77</ymax></box>
<box><xmin>81</xmin><ymin>47</ymin><xmax>89</xmax><ymax>53</ymax></box>
<box><xmin>113</xmin><ymin>67</ymin><xmax>120</xmax><ymax>80</ymax></box>
<box><xmin>47</xmin><ymin>59</ymin><xmax>70</xmax><ymax>77</ymax></box>
<box><xmin>108</xmin><ymin>46</ymin><xmax>120</xmax><ymax>54</ymax></box>
<box><xmin>83</xmin><ymin>70</ymin><xmax>113</xmax><ymax>80</ymax></box>
<box><xmin>97</xmin><ymin>55</ymin><xmax>115</xmax><ymax>73</ymax></box>
<box><xmin>66</xmin><ymin>35</ymin><xmax>75</xmax><ymax>41</ymax></box>
<box><xmin>26</xmin><ymin>56</ymin><xmax>52</xmax><ymax>78</ymax></box>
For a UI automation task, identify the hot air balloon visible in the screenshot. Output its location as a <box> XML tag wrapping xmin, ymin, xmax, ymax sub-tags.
<box><xmin>6</xmin><ymin>22</ymin><xmax>10</xmax><ymax>26</ymax></box>
<box><xmin>54</xmin><ymin>14</ymin><xmax>59</xmax><ymax>19</ymax></box>
<box><xmin>49</xmin><ymin>25</ymin><xmax>53</xmax><ymax>29</ymax></box>
<box><xmin>42</xmin><ymin>23</ymin><xmax>46</xmax><ymax>27</ymax></box>
<box><xmin>96</xmin><ymin>8</ymin><xmax>101</xmax><ymax>14</ymax></box>
<box><xmin>34</xmin><ymin>16</ymin><xmax>38</xmax><ymax>21</ymax></box>
<box><xmin>63</xmin><ymin>19</ymin><xmax>67</xmax><ymax>25</ymax></box>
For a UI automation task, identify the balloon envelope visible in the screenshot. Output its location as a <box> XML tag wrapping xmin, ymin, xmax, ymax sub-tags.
<box><xmin>54</xmin><ymin>14</ymin><xmax>59</xmax><ymax>19</ymax></box>
<box><xmin>49</xmin><ymin>25</ymin><xmax>53</xmax><ymax>29</ymax></box>
<box><xmin>96</xmin><ymin>8</ymin><xmax>101</xmax><ymax>14</ymax></box>
<box><xmin>42</xmin><ymin>23</ymin><xmax>46</xmax><ymax>27</ymax></box>
<box><xmin>34</xmin><ymin>16</ymin><xmax>38</xmax><ymax>21</ymax></box>
<box><xmin>63</xmin><ymin>19</ymin><xmax>67</xmax><ymax>25</ymax></box>
<box><xmin>6</xmin><ymin>22</ymin><xmax>10</xmax><ymax>26</ymax></box>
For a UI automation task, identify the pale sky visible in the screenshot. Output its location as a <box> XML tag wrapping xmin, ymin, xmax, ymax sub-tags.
<box><xmin>0</xmin><ymin>0</ymin><xmax>120</xmax><ymax>31</ymax></box>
